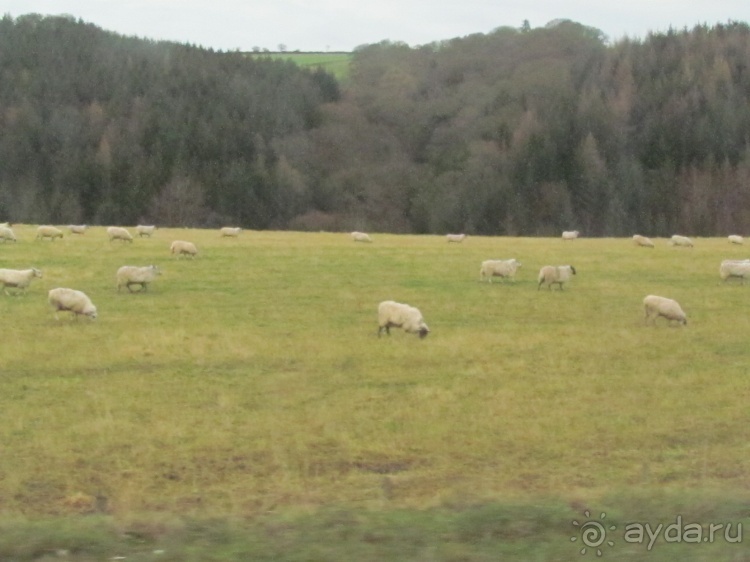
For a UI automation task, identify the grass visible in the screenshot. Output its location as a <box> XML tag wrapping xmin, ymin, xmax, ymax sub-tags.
<box><xmin>1</xmin><ymin>226</ymin><xmax>750</xmax><ymax>559</ymax></box>
<box><xmin>248</xmin><ymin>52</ymin><xmax>352</xmax><ymax>81</ymax></box>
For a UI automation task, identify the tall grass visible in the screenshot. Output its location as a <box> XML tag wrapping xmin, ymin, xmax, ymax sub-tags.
<box><xmin>1</xmin><ymin>227</ymin><xmax>749</xmax><ymax>557</ymax></box>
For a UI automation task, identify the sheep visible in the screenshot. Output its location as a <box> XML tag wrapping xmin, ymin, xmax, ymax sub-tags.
<box><xmin>0</xmin><ymin>225</ymin><xmax>17</xmax><ymax>243</ymax></box>
<box><xmin>116</xmin><ymin>265</ymin><xmax>161</xmax><ymax>292</ymax></box>
<box><xmin>480</xmin><ymin>258</ymin><xmax>522</xmax><ymax>283</ymax></box>
<box><xmin>67</xmin><ymin>225</ymin><xmax>87</xmax><ymax>235</ymax></box>
<box><xmin>48</xmin><ymin>288</ymin><xmax>97</xmax><ymax>320</ymax></box>
<box><xmin>643</xmin><ymin>295</ymin><xmax>687</xmax><ymax>326</ymax></box>
<box><xmin>170</xmin><ymin>240</ymin><xmax>198</xmax><ymax>258</ymax></box>
<box><xmin>36</xmin><ymin>225</ymin><xmax>63</xmax><ymax>241</ymax></box>
<box><xmin>669</xmin><ymin>234</ymin><xmax>693</xmax><ymax>247</ymax></box>
<box><xmin>562</xmin><ymin>230</ymin><xmax>580</xmax><ymax>240</ymax></box>
<box><xmin>719</xmin><ymin>259</ymin><xmax>750</xmax><ymax>284</ymax></box>
<box><xmin>377</xmin><ymin>300</ymin><xmax>429</xmax><ymax>339</ymax></box>
<box><xmin>136</xmin><ymin>225</ymin><xmax>156</xmax><ymax>238</ymax></box>
<box><xmin>446</xmin><ymin>233</ymin><xmax>466</xmax><ymax>243</ymax></box>
<box><xmin>107</xmin><ymin>226</ymin><xmax>134</xmax><ymax>243</ymax></box>
<box><xmin>351</xmin><ymin>231</ymin><xmax>373</xmax><ymax>243</ymax></box>
<box><xmin>537</xmin><ymin>265</ymin><xmax>576</xmax><ymax>290</ymax></box>
<box><xmin>632</xmin><ymin>234</ymin><xmax>655</xmax><ymax>248</ymax></box>
<box><xmin>0</xmin><ymin>268</ymin><xmax>42</xmax><ymax>296</ymax></box>
<box><xmin>220</xmin><ymin>227</ymin><xmax>242</xmax><ymax>237</ymax></box>
<box><xmin>728</xmin><ymin>235</ymin><xmax>744</xmax><ymax>245</ymax></box>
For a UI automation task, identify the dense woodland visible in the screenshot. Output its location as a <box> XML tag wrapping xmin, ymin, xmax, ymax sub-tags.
<box><xmin>2</xmin><ymin>14</ymin><xmax>750</xmax><ymax>235</ymax></box>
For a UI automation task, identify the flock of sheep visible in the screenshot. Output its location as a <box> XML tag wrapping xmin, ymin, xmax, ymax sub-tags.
<box><xmin>0</xmin><ymin>222</ymin><xmax>243</xmax><ymax>320</ymax></box>
<box><xmin>358</xmin><ymin>228</ymin><xmax>750</xmax><ymax>337</ymax></box>
<box><xmin>0</xmin><ymin>222</ymin><xmax>742</xmax><ymax>331</ymax></box>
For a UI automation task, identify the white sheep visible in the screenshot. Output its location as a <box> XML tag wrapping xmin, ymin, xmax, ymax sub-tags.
<box><xmin>669</xmin><ymin>234</ymin><xmax>693</xmax><ymax>247</ymax></box>
<box><xmin>728</xmin><ymin>235</ymin><xmax>744</xmax><ymax>245</ymax></box>
<box><xmin>0</xmin><ymin>225</ymin><xmax>17</xmax><ymax>243</ymax></box>
<box><xmin>377</xmin><ymin>300</ymin><xmax>429</xmax><ymax>339</ymax></box>
<box><xmin>632</xmin><ymin>234</ymin><xmax>655</xmax><ymax>248</ymax></box>
<box><xmin>48</xmin><ymin>288</ymin><xmax>97</xmax><ymax>320</ymax></box>
<box><xmin>719</xmin><ymin>259</ymin><xmax>750</xmax><ymax>284</ymax></box>
<box><xmin>643</xmin><ymin>295</ymin><xmax>687</xmax><ymax>326</ymax></box>
<box><xmin>107</xmin><ymin>226</ymin><xmax>134</xmax><ymax>242</ymax></box>
<box><xmin>170</xmin><ymin>240</ymin><xmax>198</xmax><ymax>258</ymax></box>
<box><xmin>562</xmin><ymin>230</ymin><xmax>580</xmax><ymax>240</ymax></box>
<box><xmin>67</xmin><ymin>225</ymin><xmax>87</xmax><ymax>235</ymax></box>
<box><xmin>351</xmin><ymin>231</ymin><xmax>373</xmax><ymax>243</ymax></box>
<box><xmin>220</xmin><ymin>227</ymin><xmax>242</xmax><ymax>237</ymax></box>
<box><xmin>116</xmin><ymin>265</ymin><xmax>161</xmax><ymax>292</ymax></box>
<box><xmin>537</xmin><ymin>265</ymin><xmax>576</xmax><ymax>290</ymax></box>
<box><xmin>0</xmin><ymin>268</ymin><xmax>42</xmax><ymax>296</ymax></box>
<box><xmin>446</xmin><ymin>233</ymin><xmax>466</xmax><ymax>243</ymax></box>
<box><xmin>36</xmin><ymin>225</ymin><xmax>63</xmax><ymax>241</ymax></box>
<box><xmin>136</xmin><ymin>225</ymin><xmax>156</xmax><ymax>237</ymax></box>
<box><xmin>480</xmin><ymin>259</ymin><xmax>522</xmax><ymax>283</ymax></box>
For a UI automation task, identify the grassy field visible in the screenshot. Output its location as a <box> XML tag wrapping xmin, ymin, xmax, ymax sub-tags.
<box><xmin>1</xmin><ymin>226</ymin><xmax>749</xmax><ymax>559</ymax></box>
<box><xmin>248</xmin><ymin>52</ymin><xmax>352</xmax><ymax>81</ymax></box>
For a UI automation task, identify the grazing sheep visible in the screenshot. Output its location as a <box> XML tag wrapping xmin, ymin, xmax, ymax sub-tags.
<box><xmin>36</xmin><ymin>225</ymin><xmax>63</xmax><ymax>241</ymax></box>
<box><xmin>719</xmin><ymin>259</ymin><xmax>750</xmax><ymax>284</ymax></box>
<box><xmin>136</xmin><ymin>225</ymin><xmax>156</xmax><ymax>237</ymax></box>
<box><xmin>0</xmin><ymin>225</ymin><xmax>17</xmax><ymax>243</ymax></box>
<box><xmin>0</xmin><ymin>268</ymin><xmax>42</xmax><ymax>296</ymax></box>
<box><xmin>351</xmin><ymin>231</ymin><xmax>373</xmax><ymax>243</ymax></box>
<box><xmin>669</xmin><ymin>234</ymin><xmax>693</xmax><ymax>247</ymax></box>
<box><xmin>728</xmin><ymin>235</ymin><xmax>744</xmax><ymax>245</ymax></box>
<box><xmin>446</xmin><ymin>233</ymin><xmax>466</xmax><ymax>243</ymax></box>
<box><xmin>220</xmin><ymin>227</ymin><xmax>241</xmax><ymax>237</ymax></box>
<box><xmin>170</xmin><ymin>240</ymin><xmax>198</xmax><ymax>258</ymax></box>
<box><xmin>632</xmin><ymin>234</ymin><xmax>655</xmax><ymax>248</ymax></box>
<box><xmin>107</xmin><ymin>226</ymin><xmax>134</xmax><ymax>243</ymax></box>
<box><xmin>67</xmin><ymin>225</ymin><xmax>87</xmax><ymax>235</ymax></box>
<box><xmin>48</xmin><ymin>288</ymin><xmax>97</xmax><ymax>320</ymax></box>
<box><xmin>644</xmin><ymin>295</ymin><xmax>687</xmax><ymax>326</ymax></box>
<box><xmin>116</xmin><ymin>265</ymin><xmax>161</xmax><ymax>292</ymax></box>
<box><xmin>537</xmin><ymin>265</ymin><xmax>576</xmax><ymax>291</ymax></box>
<box><xmin>562</xmin><ymin>230</ymin><xmax>580</xmax><ymax>240</ymax></box>
<box><xmin>377</xmin><ymin>300</ymin><xmax>429</xmax><ymax>339</ymax></box>
<box><xmin>479</xmin><ymin>259</ymin><xmax>522</xmax><ymax>283</ymax></box>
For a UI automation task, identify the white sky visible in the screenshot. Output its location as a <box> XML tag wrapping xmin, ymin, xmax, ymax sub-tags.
<box><xmin>1</xmin><ymin>1</ymin><xmax>748</xmax><ymax>52</ymax></box>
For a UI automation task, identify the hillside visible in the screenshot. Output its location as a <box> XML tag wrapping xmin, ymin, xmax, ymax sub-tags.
<box><xmin>2</xmin><ymin>15</ymin><xmax>750</xmax><ymax>236</ymax></box>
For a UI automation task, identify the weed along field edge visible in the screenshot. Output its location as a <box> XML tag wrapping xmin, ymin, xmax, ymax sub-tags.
<box><xmin>1</xmin><ymin>226</ymin><xmax>749</xmax><ymax>559</ymax></box>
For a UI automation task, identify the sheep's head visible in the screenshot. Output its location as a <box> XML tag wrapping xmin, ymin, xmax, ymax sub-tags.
<box><xmin>418</xmin><ymin>326</ymin><xmax>430</xmax><ymax>339</ymax></box>
<box><xmin>570</xmin><ymin>265</ymin><xmax>577</xmax><ymax>275</ymax></box>
<box><xmin>33</xmin><ymin>268</ymin><xmax>42</xmax><ymax>278</ymax></box>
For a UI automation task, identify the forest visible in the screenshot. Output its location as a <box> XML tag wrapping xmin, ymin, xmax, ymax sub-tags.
<box><xmin>1</xmin><ymin>13</ymin><xmax>750</xmax><ymax>236</ymax></box>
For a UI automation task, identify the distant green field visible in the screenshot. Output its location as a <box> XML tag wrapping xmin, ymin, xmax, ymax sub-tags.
<box><xmin>1</xmin><ymin>227</ymin><xmax>749</xmax><ymax>559</ymax></box>
<box><xmin>248</xmin><ymin>51</ymin><xmax>352</xmax><ymax>81</ymax></box>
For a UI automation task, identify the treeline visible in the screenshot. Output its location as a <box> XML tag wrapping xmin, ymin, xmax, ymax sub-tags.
<box><xmin>0</xmin><ymin>14</ymin><xmax>339</xmax><ymax>227</ymax></box>
<box><xmin>2</xmin><ymin>15</ymin><xmax>750</xmax><ymax>235</ymax></box>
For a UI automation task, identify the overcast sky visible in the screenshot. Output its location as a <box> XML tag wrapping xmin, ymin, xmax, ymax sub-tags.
<box><xmin>1</xmin><ymin>1</ymin><xmax>748</xmax><ymax>52</ymax></box>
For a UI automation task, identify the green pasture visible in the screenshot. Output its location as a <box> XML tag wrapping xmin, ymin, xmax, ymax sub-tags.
<box><xmin>249</xmin><ymin>52</ymin><xmax>352</xmax><ymax>81</ymax></box>
<box><xmin>1</xmin><ymin>227</ymin><xmax>749</xmax><ymax>559</ymax></box>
